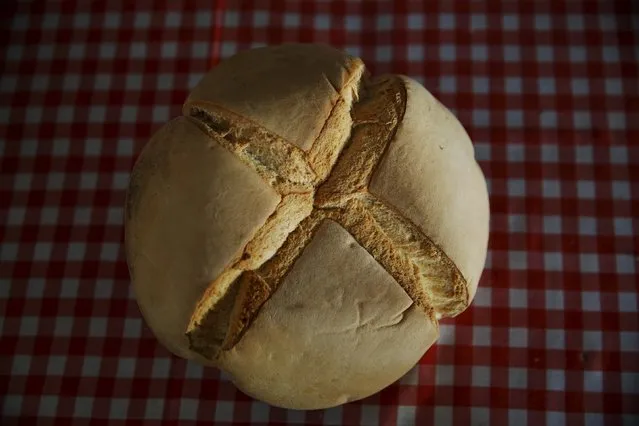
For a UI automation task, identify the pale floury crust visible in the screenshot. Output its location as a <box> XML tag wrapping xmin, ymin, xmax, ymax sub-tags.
<box><xmin>125</xmin><ymin>43</ymin><xmax>490</xmax><ymax>409</ymax></box>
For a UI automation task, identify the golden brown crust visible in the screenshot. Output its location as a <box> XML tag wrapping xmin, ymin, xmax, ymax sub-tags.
<box><xmin>186</xmin><ymin>272</ymin><xmax>242</xmax><ymax>359</ymax></box>
<box><xmin>220</xmin><ymin>211</ymin><xmax>327</xmax><ymax>349</ymax></box>
<box><xmin>235</xmin><ymin>192</ymin><xmax>315</xmax><ymax>270</ymax></box>
<box><xmin>336</xmin><ymin>198</ymin><xmax>437</xmax><ymax>323</ymax></box>
<box><xmin>360</xmin><ymin>195</ymin><xmax>469</xmax><ymax>316</ymax></box>
<box><xmin>187</xmin><ymin>211</ymin><xmax>327</xmax><ymax>357</ymax></box>
<box><xmin>222</xmin><ymin>271</ymin><xmax>271</xmax><ymax>350</ymax></box>
<box><xmin>314</xmin><ymin>76</ymin><xmax>405</xmax><ymax>208</ymax></box>
<box><xmin>306</xmin><ymin>97</ymin><xmax>354</xmax><ymax>181</ymax></box>
<box><xmin>187</xmin><ymin>104</ymin><xmax>318</xmax><ymax>194</ymax></box>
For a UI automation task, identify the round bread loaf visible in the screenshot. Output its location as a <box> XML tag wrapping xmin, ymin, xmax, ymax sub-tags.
<box><xmin>125</xmin><ymin>43</ymin><xmax>489</xmax><ymax>409</ymax></box>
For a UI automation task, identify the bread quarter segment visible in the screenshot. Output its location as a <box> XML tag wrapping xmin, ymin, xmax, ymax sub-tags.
<box><xmin>369</xmin><ymin>77</ymin><xmax>490</xmax><ymax>301</ymax></box>
<box><xmin>124</xmin><ymin>117</ymin><xmax>280</xmax><ymax>361</ymax></box>
<box><xmin>185</xmin><ymin>44</ymin><xmax>365</xmax><ymax>152</ymax></box>
<box><xmin>217</xmin><ymin>220</ymin><xmax>438</xmax><ymax>410</ymax></box>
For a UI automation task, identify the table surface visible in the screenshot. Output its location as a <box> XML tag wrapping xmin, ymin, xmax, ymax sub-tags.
<box><xmin>1</xmin><ymin>1</ymin><xmax>637</xmax><ymax>425</ymax></box>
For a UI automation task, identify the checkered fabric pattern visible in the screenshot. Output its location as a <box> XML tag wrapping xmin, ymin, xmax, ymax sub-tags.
<box><xmin>1</xmin><ymin>1</ymin><xmax>637</xmax><ymax>425</ymax></box>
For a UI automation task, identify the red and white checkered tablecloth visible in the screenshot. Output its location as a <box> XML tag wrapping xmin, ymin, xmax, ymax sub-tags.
<box><xmin>1</xmin><ymin>1</ymin><xmax>637</xmax><ymax>425</ymax></box>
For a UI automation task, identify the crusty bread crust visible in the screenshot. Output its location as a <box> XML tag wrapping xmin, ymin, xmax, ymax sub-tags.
<box><xmin>184</xmin><ymin>74</ymin><xmax>473</xmax><ymax>358</ymax></box>
<box><xmin>187</xmin><ymin>106</ymin><xmax>317</xmax><ymax>194</ymax></box>
<box><xmin>126</xmin><ymin>43</ymin><xmax>489</xmax><ymax>409</ymax></box>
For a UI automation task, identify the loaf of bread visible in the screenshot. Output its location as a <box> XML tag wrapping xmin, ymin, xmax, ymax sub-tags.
<box><xmin>125</xmin><ymin>44</ymin><xmax>489</xmax><ymax>409</ymax></box>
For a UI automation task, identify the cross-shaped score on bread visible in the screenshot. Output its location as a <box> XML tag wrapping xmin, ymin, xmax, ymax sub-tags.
<box><xmin>125</xmin><ymin>44</ymin><xmax>489</xmax><ymax>409</ymax></box>
<box><xmin>185</xmin><ymin>75</ymin><xmax>470</xmax><ymax>358</ymax></box>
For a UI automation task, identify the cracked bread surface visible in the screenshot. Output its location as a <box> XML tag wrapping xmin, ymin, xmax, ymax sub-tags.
<box><xmin>184</xmin><ymin>43</ymin><xmax>365</xmax><ymax>152</ymax></box>
<box><xmin>218</xmin><ymin>220</ymin><xmax>437</xmax><ymax>409</ymax></box>
<box><xmin>124</xmin><ymin>117</ymin><xmax>280</xmax><ymax>362</ymax></box>
<box><xmin>369</xmin><ymin>77</ymin><xmax>490</xmax><ymax>300</ymax></box>
<box><xmin>125</xmin><ymin>43</ymin><xmax>489</xmax><ymax>409</ymax></box>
